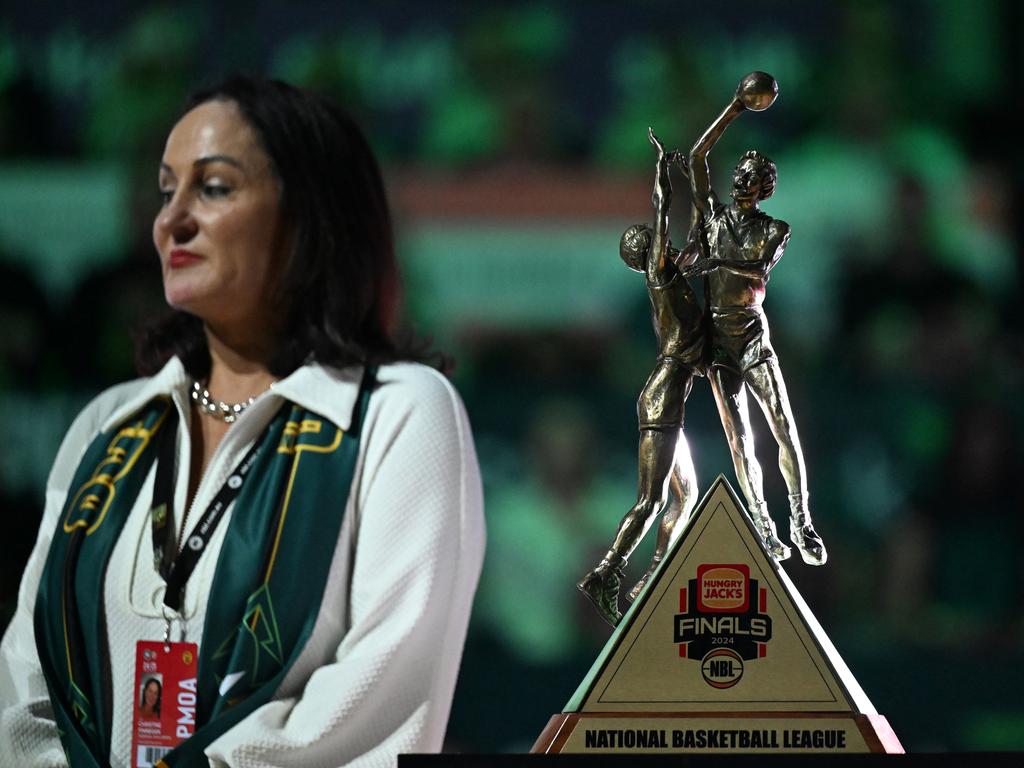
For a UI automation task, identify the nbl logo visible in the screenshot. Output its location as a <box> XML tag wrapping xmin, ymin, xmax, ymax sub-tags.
<box><xmin>701</xmin><ymin>647</ymin><xmax>744</xmax><ymax>688</ymax></box>
<box><xmin>674</xmin><ymin>564</ymin><xmax>773</xmax><ymax>689</ymax></box>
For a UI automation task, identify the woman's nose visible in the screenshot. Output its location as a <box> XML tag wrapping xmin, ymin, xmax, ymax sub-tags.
<box><xmin>156</xmin><ymin>193</ymin><xmax>198</xmax><ymax>244</ymax></box>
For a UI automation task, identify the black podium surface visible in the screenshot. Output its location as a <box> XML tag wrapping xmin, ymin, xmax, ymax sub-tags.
<box><xmin>400</xmin><ymin>754</ymin><xmax>1022</xmax><ymax>767</ymax></box>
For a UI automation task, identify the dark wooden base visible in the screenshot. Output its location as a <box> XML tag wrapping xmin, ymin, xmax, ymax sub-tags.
<box><xmin>532</xmin><ymin>711</ymin><xmax>904</xmax><ymax>754</ymax></box>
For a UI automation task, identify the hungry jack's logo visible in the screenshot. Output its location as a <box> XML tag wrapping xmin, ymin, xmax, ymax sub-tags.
<box><xmin>674</xmin><ymin>564</ymin><xmax>773</xmax><ymax>689</ymax></box>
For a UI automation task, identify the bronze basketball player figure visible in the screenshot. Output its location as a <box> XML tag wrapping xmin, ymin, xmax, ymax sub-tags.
<box><xmin>577</xmin><ymin>129</ymin><xmax>705</xmax><ymax>626</ymax></box>
<box><xmin>685</xmin><ymin>72</ymin><xmax>826</xmax><ymax>566</ymax></box>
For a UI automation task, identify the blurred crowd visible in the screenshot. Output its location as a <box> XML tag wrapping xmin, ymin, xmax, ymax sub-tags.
<box><xmin>1</xmin><ymin>0</ymin><xmax>1021</xmax><ymax>753</ymax></box>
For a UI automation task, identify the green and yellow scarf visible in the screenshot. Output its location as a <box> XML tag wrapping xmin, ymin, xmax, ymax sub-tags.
<box><xmin>34</xmin><ymin>368</ymin><xmax>374</xmax><ymax>766</ymax></box>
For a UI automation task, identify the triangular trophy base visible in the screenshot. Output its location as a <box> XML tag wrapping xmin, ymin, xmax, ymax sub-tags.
<box><xmin>533</xmin><ymin>711</ymin><xmax>903</xmax><ymax>754</ymax></box>
<box><xmin>537</xmin><ymin>476</ymin><xmax>904</xmax><ymax>755</ymax></box>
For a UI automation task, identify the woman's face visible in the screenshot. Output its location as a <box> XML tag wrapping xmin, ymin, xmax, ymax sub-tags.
<box><xmin>143</xmin><ymin>680</ymin><xmax>160</xmax><ymax>707</ymax></box>
<box><xmin>153</xmin><ymin>100</ymin><xmax>285</xmax><ymax>337</ymax></box>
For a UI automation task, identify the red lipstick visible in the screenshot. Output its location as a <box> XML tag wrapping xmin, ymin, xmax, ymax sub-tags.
<box><xmin>169</xmin><ymin>249</ymin><xmax>202</xmax><ymax>268</ymax></box>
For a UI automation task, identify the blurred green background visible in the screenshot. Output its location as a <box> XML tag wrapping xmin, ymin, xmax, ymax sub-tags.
<box><xmin>1</xmin><ymin>0</ymin><xmax>1021</xmax><ymax>753</ymax></box>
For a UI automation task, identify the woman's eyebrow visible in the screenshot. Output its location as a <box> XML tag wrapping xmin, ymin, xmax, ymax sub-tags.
<box><xmin>159</xmin><ymin>154</ymin><xmax>245</xmax><ymax>175</ymax></box>
<box><xmin>193</xmin><ymin>154</ymin><xmax>245</xmax><ymax>170</ymax></box>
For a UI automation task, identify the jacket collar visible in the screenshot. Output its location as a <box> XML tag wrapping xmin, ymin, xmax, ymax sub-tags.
<box><xmin>270</xmin><ymin>361</ymin><xmax>363</xmax><ymax>430</ymax></box>
<box><xmin>100</xmin><ymin>357</ymin><xmax>363</xmax><ymax>434</ymax></box>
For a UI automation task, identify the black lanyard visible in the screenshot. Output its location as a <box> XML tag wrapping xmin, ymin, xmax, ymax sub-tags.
<box><xmin>150</xmin><ymin>406</ymin><xmax>264</xmax><ymax>613</ymax></box>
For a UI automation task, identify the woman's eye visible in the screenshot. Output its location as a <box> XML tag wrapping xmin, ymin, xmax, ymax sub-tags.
<box><xmin>202</xmin><ymin>183</ymin><xmax>231</xmax><ymax>198</ymax></box>
<box><xmin>159</xmin><ymin>189</ymin><xmax>174</xmax><ymax>205</ymax></box>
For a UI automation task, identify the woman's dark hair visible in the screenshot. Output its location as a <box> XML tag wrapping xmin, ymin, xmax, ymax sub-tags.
<box><xmin>136</xmin><ymin>76</ymin><xmax>437</xmax><ymax>378</ymax></box>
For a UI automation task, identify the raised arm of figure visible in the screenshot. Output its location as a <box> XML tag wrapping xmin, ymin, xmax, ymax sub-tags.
<box><xmin>688</xmin><ymin>98</ymin><xmax>745</xmax><ymax>218</ymax></box>
<box><xmin>646</xmin><ymin>128</ymin><xmax>676</xmax><ymax>284</ymax></box>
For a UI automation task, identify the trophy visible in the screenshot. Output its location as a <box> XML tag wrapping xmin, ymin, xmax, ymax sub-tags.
<box><xmin>538</xmin><ymin>73</ymin><xmax>903</xmax><ymax>755</ymax></box>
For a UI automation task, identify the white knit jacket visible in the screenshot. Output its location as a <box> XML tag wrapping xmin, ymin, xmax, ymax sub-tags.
<box><xmin>0</xmin><ymin>358</ymin><xmax>485</xmax><ymax>768</ymax></box>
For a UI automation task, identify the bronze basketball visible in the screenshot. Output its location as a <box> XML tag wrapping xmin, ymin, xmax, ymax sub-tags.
<box><xmin>736</xmin><ymin>71</ymin><xmax>778</xmax><ymax>112</ymax></box>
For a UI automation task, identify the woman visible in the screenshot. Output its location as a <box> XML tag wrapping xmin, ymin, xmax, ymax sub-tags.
<box><xmin>0</xmin><ymin>77</ymin><xmax>485</xmax><ymax>767</ymax></box>
<box><xmin>138</xmin><ymin>679</ymin><xmax>162</xmax><ymax>720</ymax></box>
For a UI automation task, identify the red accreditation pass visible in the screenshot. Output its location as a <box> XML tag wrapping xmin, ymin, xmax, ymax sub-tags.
<box><xmin>131</xmin><ymin>640</ymin><xmax>199</xmax><ymax>768</ymax></box>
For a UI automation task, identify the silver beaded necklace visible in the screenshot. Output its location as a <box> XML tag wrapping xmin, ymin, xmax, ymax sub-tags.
<box><xmin>190</xmin><ymin>381</ymin><xmax>257</xmax><ymax>424</ymax></box>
